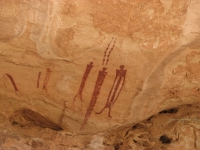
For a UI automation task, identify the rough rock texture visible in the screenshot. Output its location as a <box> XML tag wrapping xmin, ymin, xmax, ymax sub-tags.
<box><xmin>1</xmin><ymin>0</ymin><xmax>200</xmax><ymax>149</ymax></box>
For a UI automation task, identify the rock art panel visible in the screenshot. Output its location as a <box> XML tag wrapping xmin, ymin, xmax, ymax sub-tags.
<box><xmin>1</xmin><ymin>0</ymin><xmax>200</xmax><ymax>149</ymax></box>
<box><xmin>75</xmin><ymin>38</ymin><xmax>128</xmax><ymax>130</ymax></box>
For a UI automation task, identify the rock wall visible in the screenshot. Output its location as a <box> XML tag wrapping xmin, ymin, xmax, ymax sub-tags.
<box><xmin>1</xmin><ymin>0</ymin><xmax>200</xmax><ymax>149</ymax></box>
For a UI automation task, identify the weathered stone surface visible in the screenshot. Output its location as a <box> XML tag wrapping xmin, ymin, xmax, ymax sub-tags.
<box><xmin>1</xmin><ymin>0</ymin><xmax>200</xmax><ymax>149</ymax></box>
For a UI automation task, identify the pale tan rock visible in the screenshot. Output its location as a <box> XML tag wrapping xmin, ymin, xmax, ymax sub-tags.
<box><xmin>1</xmin><ymin>0</ymin><xmax>200</xmax><ymax>149</ymax></box>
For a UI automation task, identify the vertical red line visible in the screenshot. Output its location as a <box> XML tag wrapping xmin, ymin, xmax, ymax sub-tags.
<box><xmin>3</xmin><ymin>74</ymin><xmax>20</xmax><ymax>94</ymax></box>
<box><xmin>43</xmin><ymin>68</ymin><xmax>51</xmax><ymax>91</ymax></box>
<box><xmin>37</xmin><ymin>72</ymin><xmax>41</xmax><ymax>88</ymax></box>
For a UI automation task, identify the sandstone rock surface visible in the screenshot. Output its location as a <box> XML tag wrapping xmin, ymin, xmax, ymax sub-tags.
<box><xmin>1</xmin><ymin>0</ymin><xmax>200</xmax><ymax>149</ymax></box>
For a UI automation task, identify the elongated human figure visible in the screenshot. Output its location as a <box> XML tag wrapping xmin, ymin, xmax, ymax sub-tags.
<box><xmin>80</xmin><ymin>68</ymin><xmax>107</xmax><ymax>130</ymax></box>
<box><xmin>96</xmin><ymin>65</ymin><xmax>126</xmax><ymax>117</ymax></box>
<box><xmin>73</xmin><ymin>62</ymin><xmax>94</xmax><ymax>103</ymax></box>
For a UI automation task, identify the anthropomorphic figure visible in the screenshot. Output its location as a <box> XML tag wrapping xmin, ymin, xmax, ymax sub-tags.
<box><xmin>96</xmin><ymin>65</ymin><xmax>126</xmax><ymax>117</ymax></box>
<box><xmin>73</xmin><ymin>62</ymin><xmax>94</xmax><ymax>103</ymax></box>
<box><xmin>80</xmin><ymin>67</ymin><xmax>107</xmax><ymax>130</ymax></box>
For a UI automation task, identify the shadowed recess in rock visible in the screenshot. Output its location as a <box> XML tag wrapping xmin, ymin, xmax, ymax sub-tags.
<box><xmin>114</xmin><ymin>142</ymin><xmax>122</xmax><ymax>150</ymax></box>
<box><xmin>11</xmin><ymin>109</ymin><xmax>63</xmax><ymax>131</ymax></box>
<box><xmin>159</xmin><ymin>108</ymin><xmax>178</xmax><ymax>114</ymax></box>
<box><xmin>159</xmin><ymin>135</ymin><xmax>172</xmax><ymax>144</ymax></box>
<box><xmin>104</xmin><ymin>103</ymin><xmax>200</xmax><ymax>149</ymax></box>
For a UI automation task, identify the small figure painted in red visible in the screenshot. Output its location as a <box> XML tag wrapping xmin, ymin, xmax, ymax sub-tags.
<box><xmin>96</xmin><ymin>65</ymin><xmax>126</xmax><ymax>118</ymax></box>
<box><xmin>73</xmin><ymin>62</ymin><xmax>94</xmax><ymax>104</ymax></box>
<box><xmin>37</xmin><ymin>72</ymin><xmax>41</xmax><ymax>88</ymax></box>
<box><xmin>80</xmin><ymin>67</ymin><xmax>107</xmax><ymax>130</ymax></box>
<box><xmin>43</xmin><ymin>68</ymin><xmax>51</xmax><ymax>92</ymax></box>
<box><xmin>3</xmin><ymin>74</ymin><xmax>22</xmax><ymax>96</ymax></box>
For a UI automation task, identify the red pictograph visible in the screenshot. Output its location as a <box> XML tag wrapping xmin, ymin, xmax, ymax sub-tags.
<box><xmin>102</xmin><ymin>38</ymin><xmax>114</xmax><ymax>65</ymax></box>
<box><xmin>73</xmin><ymin>38</ymin><xmax>124</xmax><ymax>130</ymax></box>
<box><xmin>96</xmin><ymin>65</ymin><xmax>126</xmax><ymax>117</ymax></box>
<box><xmin>37</xmin><ymin>72</ymin><xmax>41</xmax><ymax>88</ymax></box>
<box><xmin>80</xmin><ymin>68</ymin><xmax>107</xmax><ymax>130</ymax></box>
<box><xmin>43</xmin><ymin>68</ymin><xmax>51</xmax><ymax>92</ymax></box>
<box><xmin>105</xmin><ymin>38</ymin><xmax>117</xmax><ymax>65</ymax></box>
<box><xmin>73</xmin><ymin>62</ymin><xmax>94</xmax><ymax>103</ymax></box>
<box><xmin>102</xmin><ymin>37</ymin><xmax>117</xmax><ymax>65</ymax></box>
<box><xmin>3</xmin><ymin>74</ymin><xmax>21</xmax><ymax>95</ymax></box>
